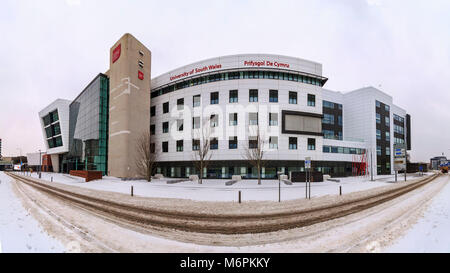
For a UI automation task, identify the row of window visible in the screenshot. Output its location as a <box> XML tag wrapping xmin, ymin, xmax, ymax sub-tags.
<box><xmin>394</xmin><ymin>124</ymin><xmax>405</xmax><ymax>135</ymax></box>
<box><xmin>323</xmin><ymin>100</ymin><xmax>343</xmax><ymax>110</ymax></box>
<box><xmin>323</xmin><ymin>113</ymin><xmax>342</xmax><ymax>126</ymax></box>
<box><xmin>376</xmin><ymin>100</ymin><xmax>390</xmax><ymax>112</ymax></box>
<box><xmin>47</xmin><ymin>136</ymin><xmax>63</xmax><ymax>149</ymax></box>
<box><xmin>376</xmin><ymin>129</ymin><xmax>390</xmax><ymax>141</ymax></box>
<box><xmin>151</xmin><ymin>70</ymin><xmax>326</xmax><ymax>98</ymax></box>
<box><xmin>394</xmin><ymin>137</ymin><xmax>405</xmax><ymax>144</ymax></box>
<box><xmin>323</xmin><ymin>130</ymin><xmax>343</xmax><ymax>140</ymax></box>
<box><xmin>151</xmin><ymin>90</ymin><xmax>316</xmax><ymax>116</ymax></box>
<box><xmin>394</xmin><ymin>114</ymin><xmax>405</xmax><ymax>123</ymax></box>
<box><xmin>157</xmin><ymin>137</ymin><xmax>316</xmax><ymax>153</ymax></box>
<box><xmin>376</xmin><ymin>113</ymin><xmax>390</xmax><ymax>127</ymax></box>
<box><xmin>322</xmin><ymin>146</ymin><xmax>366</xmax><ymax>155</ymax></box>
<box><xmin>377</xmin><ymin>146</ymin><xmax>391</xmax><ymax>156</ymax></box>
<box><xmin>151</xmin><ymin>112</ymin><xmax>279</xmax><ymax>134</ymax></box>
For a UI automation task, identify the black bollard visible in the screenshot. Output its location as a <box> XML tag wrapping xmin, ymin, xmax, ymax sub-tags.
<box><xmin>340</xmin><ymin>186</ymin><xmax>342</xmax><ymax>196</ymax></box>
<box><xmin>131</xmin><ymin>186</ymin><xmax>134</xmax><ymax>197</ymax></box>
<box><xmin>238</xmin><ymin>191</ymin><xmax>241</xmax><ymax>203</ymax></box>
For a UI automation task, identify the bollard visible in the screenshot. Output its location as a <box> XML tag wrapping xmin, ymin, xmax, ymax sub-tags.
<box><xmin>51</xmin><ymin>177</ymin><xmax>53</xmax><ymax>182</ymax></box>
<box><xmin>131</xmin><ymin>186</ymin><xmax>134</xmax><ymax>197</ymax></box>
<box><xmin>340</xmin><ymin>186</ymin><xmax>342</xmax><ymax>196</ymax></box>
<box><xmin>238</xmin><ymin>191</ymin><xmax>241</xmax><ymax>203</ymax></box>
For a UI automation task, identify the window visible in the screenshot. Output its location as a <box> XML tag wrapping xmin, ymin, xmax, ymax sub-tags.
<box><xmin>150</xmin><ymin>106</ymin><xmax>156</xmax><ymax>117</ymax></box>
<box><xmin>162</xmin><ymin>122</ymin><xmax>169</xmax><ymax>133</ymax></box>
<box><xmin>386</xmin><ymin>147</ymin><xmax>390</xmax><ymax>156</ymax></box>
<box><xmin>289</xmin><ymin>92</ymin><xmax>297</xmax><ymax>104</ymax></box>
<box><xmin>193</xmin><ymin>95</ymin><xmax>201</xmax><ymax>107</ymax></box>
<box><xmin>386</xmin><ymin>131</ymin><xmax>390</xmax><ymax>141</ymax></box>
<box><xmin>269</xmin><ymin>90</ymin><xmax>278</xmax><ymax>102</ymax></box>
<box><xmin>229</xmin><ymin>113</ymin><xmax>238</xmax><ymax>126</ymax></box>
<box><xmin>54</xmin><ymin>136</ymin><xmax>62</xmax><ymax>147</ymax></box>
<box><xmin>45</xmin><ymin>127</ymin><xmax>52</xmax><ymax>138</ymax></box>
<box><xmin>229</xmin><ymin>136</ymin><xmax>238</xmax><ymax>149</ymax></box>
<box><xmin>162</xmin><ymin>142</ymin><xmax>168</xmax><ymax>153</ymax></box>
<box><xmin>53</xmin><ymin>123</ymin><xmax>61</xmax><ymax>136</ymax></box>
<box><xmin>376</xmin><ymin>129</ymin><xmax>381</xmax><ymax>140</ymax></box>
<box><xmin>163</xmin><ymin>102</ymin><xmax>169</xmax><ymax>114</ymax></box>
<box><xmin>323</xmin><ymin>114</ymin><xmax>335</xmax><ymax>125</ymax></box>
<box><xmin>323</xmin><ymin>129</ymin><xmax>335</xmax><ymax>139</ymax></box>
<box><xmin>307</xmin><ymin>94</ymin><xmax>315</xmax><ymax>106</ymax></box>
<box><xmin>386</xmin><ymin>163</ymin><xmax>391</xmax><ymax>171</ymax></box>
<box><xmin>177</xmin><ymin>119</ymin><xmax>183</xmax><ymax>131</ymax></box>
<box><xmin>210</xmin><ymin>114</ymin><xmax>218</xmax><ymax>127</ymax></box>
<box><xmin>229</xmin><ymin>90</ymin><xmax>238</xmax><ymax>103</ymax></box>
<box><xmin>376</xmin><ymin>113</ymin><xmax>381</xmax><ymax>124</ymax></box>
<box><xmin>307</xmin><ymin>138</ymin><xmax>316</xmax><ymax>150</ymax></box>
<box><xmin>385</xmin><ymin>105</ymin><xmax>390</xmax><ymax>112</ymax></box>
<box><xmin>338</xmin><ymin>116</ymin><xmax>343</xmax><ymax>126</ymax></box>
<box><xmin>50</xmin><ymin>110</ymin><xmax>59</xmax><ymax>123</ymax></box>
<box><xmin>323</xmin><ymin>146</ymin><xmax>330</xmax><ymax>153</ymax></box>
<box><xmin>249</xmin><ymin>89</ymin><xmax>258</xmax><ymax>102</ymax></box>
<box><xmin>323</xmin><ymin>101</ymin><xmax>334</xmax><ymax>108</ymax></box>
<box><xmin>338</xmin><ymin>104</ymin><xmax>343</xmax><ymax>110</ymax></box>
<box><xmin>269</xmin><ymin>136</ymin><xmax>278</xmax><ymax>149</ymax></box>
<box><xmin>150</xmin><ymin>124</ymin><xmax>155</xmax><ymax>135</ymax></box>
<box><xmin>177</xmin><ymin>98</ymin><xmax>184</xmax><ymax>110</ymax></box>
<box><xmin>249</xmin><ymin>137</ymin><xmax>258</xmax><ymax>149</ymax></box>
<box><xmin>192</xmin><ymin>139</ymin><xmax>200</xmax><ymax>151</ymax></box>
<box><xmin>43</xmin><ymin>115</ymin><xmax>51</xmax><ymax>126</ymax></box>
<box><xmin>289</xmin><ymin>137</ymin><xmax>297</xmax><ymax>150</ymax></box>
<box><xmin>210</xmin><ymin>92</ymin><xmax>219</xmax><ymax>104</ymax></box>
<box><xmin>269</xmin><ymin>113</ymin><xmax>278</xmax><ymax>126</ymax></box>
<box><xmin>377</xmin><ymin>146</ymin><xmax>381</xmax><ymax>155</ymax></box>
<box><xmin>210</xmin><ymin>138</ymin><xmax>218</xmax><ymax>150</ymax></box>
<box><xmin>385</xmin><ymin>116</ymin><xmax>390</xmax><ymax>127</ymax></box>
<box><xmin>192</xmin><ymin>117</ymin><xmax>200</xmax><ymax>129</ymax></box>
<box><xmin>376</xmin><ymin>100</ymin><xmax>381</xmax><ymax>108</ymax></box>
<box><xmin>176</xmin><ymin>140</ymin><xmax>183</xmax><ymax>152</ymax></box>
<box><xmin>249</xmin><ymin>113</ymin><xmax>258</xmax><ymax>125</ymax></box>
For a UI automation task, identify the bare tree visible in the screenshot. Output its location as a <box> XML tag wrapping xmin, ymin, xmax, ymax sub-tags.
<box><xmin>192</xmin><ymin>118</ymin><xmax>213</xmax><ymax>184</ymax></box>
<box><xmin>244</xmin><ymin>125</ymin><xmax>267</xmax><ymax>185</ymax></box>
<box><xmin>134</xmin><ymin>131</ymin><xmax>157</xmax><ymax>182</ymax></box>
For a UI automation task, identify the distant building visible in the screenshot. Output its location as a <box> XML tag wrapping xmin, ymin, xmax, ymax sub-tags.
<box><xmin>430</xmin><ymin>156</ymin><xmax>448</xmax><ymax>170</ymax></box>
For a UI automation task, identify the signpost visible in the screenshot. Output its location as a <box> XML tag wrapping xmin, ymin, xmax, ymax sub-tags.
<box><xmin>394</xmin><ymin>143</ymin><xmax>407</xmax><ymax>182</ymax></box>
<box><xmin>305</xmin><ymin>157</ymin><xmax>311</xmax><ymax>199</ymax></box>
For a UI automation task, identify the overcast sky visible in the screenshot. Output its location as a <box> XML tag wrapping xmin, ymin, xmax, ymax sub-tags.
<box><xmin>0</xmin><ymin>0</ymin><xmax>449</xmax><ymax>162</ymax></box>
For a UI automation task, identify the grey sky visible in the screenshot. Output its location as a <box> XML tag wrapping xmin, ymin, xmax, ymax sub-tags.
<box><xmin>0</xmin><ymin>0</ymin><xmax>449</xmax><ymax>162</ymax></box>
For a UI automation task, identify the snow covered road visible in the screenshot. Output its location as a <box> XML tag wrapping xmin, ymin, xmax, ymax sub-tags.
<box><xmin>0</xmin><ymin>172</ymin><xmax>65</xmax><ymax>253</ymax></box>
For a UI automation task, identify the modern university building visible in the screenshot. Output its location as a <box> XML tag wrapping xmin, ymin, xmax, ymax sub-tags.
<box><xmin>39</xmin><ymin>33</ymin><xmax>411</xmax><ymax>179</ymax></box>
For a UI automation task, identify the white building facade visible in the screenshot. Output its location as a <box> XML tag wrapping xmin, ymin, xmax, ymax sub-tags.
<box><xmin>149</xmin><ymin>54</ymin><xmax>409</xmax><ymax>178</ymax></box>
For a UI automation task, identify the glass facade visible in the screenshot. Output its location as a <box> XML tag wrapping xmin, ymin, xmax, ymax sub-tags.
<box><xmin>65</xmin><ymin>74</ymin><xmax>109</xmax><ymax>175</ymax></box>
<box><xmin>151</xmin><ymin>69</ymin><xmax>327</xmax><ymax>99</ymax></box>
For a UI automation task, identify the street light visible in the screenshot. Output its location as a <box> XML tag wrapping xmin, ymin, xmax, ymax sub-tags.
<box><xmin>277</xmin><ymin>171</ymin><xmax>283</xmax><ymax>202</ymax></box>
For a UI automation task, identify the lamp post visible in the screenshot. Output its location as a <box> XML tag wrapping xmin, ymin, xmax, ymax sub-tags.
<box><xmin>39</xmin><ymin>149</ymin><xmax>42</xmax><ymax>179</ymax></box>
<box><xmin>277</xmin><ymin>171</ymin><xmax>283</xmax><ymax>203</ymax></box>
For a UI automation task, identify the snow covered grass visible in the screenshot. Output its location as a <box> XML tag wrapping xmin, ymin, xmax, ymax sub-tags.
<box><xmin>18</xmin><ymin>171</ymin><xmax>433</xmax><ymax>202</ymax></box>
<box><xmin>0</xmin><ymin>172</ymin><xmax>65</xmax><ymax>253</ymax></box>
<box><xmin>385</xmin><ymin>175</ymin><xmax>450</xmax><ymax>253</ymax></box>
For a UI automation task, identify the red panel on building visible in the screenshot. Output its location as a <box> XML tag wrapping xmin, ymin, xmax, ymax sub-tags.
<box><xmin>112</xmin><ymin>44</ymin><xmax>121</xmax><ymax>63</ymax></box>
<box><xmin>138</xmin><ymin>70</ymin><xmax>144</xmax><ymax>80</ymax></box>
<box><xmin>42</xmin><ymin>154</ymin><xmax>53</xmax><ymax>172</ymax></box>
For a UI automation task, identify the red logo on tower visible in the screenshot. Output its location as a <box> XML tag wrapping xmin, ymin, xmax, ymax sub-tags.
<box><xmin>138</xmin><ymin>71</ymin><xmax>144</xmax><ymax>80</ymax></box>
<box><xmin>112</xmin><ymin>44</ymin><xmax>121</xmax><ymax>63</ymax></box>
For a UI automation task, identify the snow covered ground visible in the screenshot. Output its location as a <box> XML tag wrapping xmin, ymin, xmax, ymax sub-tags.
<box><xmin>0</xmin><ymin>171</ymin><xmax>65</xmax><ymax>253</ymax></box>
<box><xmin>18</xmin><ymin>171</ymin><xmax>432</xmax><ymax>202</ymax></box>
<box><xmin>384</xmin><ymin>176</ymin><xmax>450</xmax><ymax>253</ymax></box>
